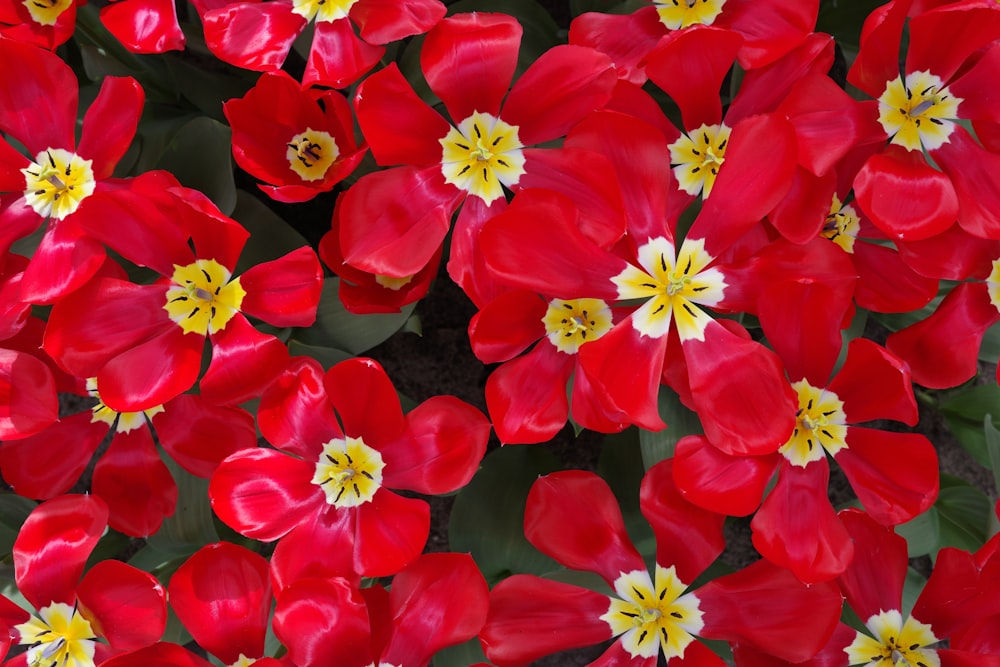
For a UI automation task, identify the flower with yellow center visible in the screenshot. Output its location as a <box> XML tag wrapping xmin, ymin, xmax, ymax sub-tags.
<box><xmin>440</xmin><ymin>111</ymin><xmax>526</xmax><ymax>205</ymax></box>
<box><xmin>163</xmin><ymin>259</ymin><xmax>247</xmax><ymax>336</ymax></box>
<box><xmin>542</xmin><ymin>298</ymin><xmax>614</xmax><ymax>354</ymax></box>
<box><xmin>87</xmin><ymin>378</ymin><xmax>164</xmax><ymax>433</ymax></box>
<box><xmin>16</xmin><ymin>602</ymin><xmax>98</xmax><ymax>667</ymax></box>
<box><xmin>822</xmin><ymin>195</ymin><xmax>861</xmax><ymax>253</ymax></box>
<box><xmin>846</xmin><ymin>609</ymin><xmax>940</xmax><ymax>667</ymax></box>
<box><xmin>601</xmin><ymin>566</ymin><xmax>704</xmax><ymax>661</ymax></box>
<box><xmin>779</xmin><ymin>380</ymin><xmax>848</xmax><ymax>467</ymax></box>
<box><xmin>286</xmin><ymin>129</ymin><xmax>339</xmax><ymax>182</ymax></box>
<box><xmin>22</xmin><ymin>0</ymin><xmax>74</xmax><ymax>26</ymax></box>
<box><xmin>21</xmin><ymin>148</ymin><xmax>96</xmax><ymax>220</ymax></box>
<box><xmin>612</xmin><ymin>237</ymin><xmax>726</xmax><ymax>341</ymax></box>
<box><xmin>375</xmin><ymin>273</ymin><xmax>415</xmax><ymax>291</ymax></box>
<box><xmin>312</xmin><ymin>436</ymin><xmax>385</xmax><ymax>508</ymax></box>
<box><xmin>654</xmin><ymin>0</ymin><xmax>726</xmax><ymax>29</ymax></box>
<box><xmin>668</xmin><ymin>123</ymin><xmax>731</xmax><ymax>198</ymax></box>
<box><xmin>290</xmin><ymin>0</ymin><xmax>357</xmax><ymax>23</ymax></box>
<box><xmin>878</xmin><ymin>71</ymin><xmax>962</xmax><ymax>152</ymax></box>
<box><xmin>230</xmin><ymin>654</ymin><xmax>258</xmax><ymax>667</ymax></box>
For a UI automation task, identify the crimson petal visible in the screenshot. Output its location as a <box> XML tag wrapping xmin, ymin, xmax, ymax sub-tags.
<box><xmin>273</xmin><ymin>577</ymin><xmax>371</xmax><ymax>667</ymax></box>
<box><xmin>258</xmin><ymin>357</ymin><xmax>342</xmax><ymax>460</ymax></box>
<box><xmin>200</xmin><ymin>315</ymin><xmax>290</xmax><ymax>406</ymax></box>
<box><xmin>0</xmin><ymin>348</ymin><xmax>58</xmax><ymax>441</ymax></box>
<box><xmin>201</xmin><ymin>2</ymin><xmax>305</xmax><ymax>71</ymax></box>
<box><xmin>354</xmin><ymin>490</ymin><xmax>429</xmax><ymax>577</ymax></box>
<box><xmin>77</xmin><ymin>559</ymin><xmax>166</xmax><ymax>648</ymax></box>
<box><xmin>304</xmin><ymin>18</ymin><xmax>384</xmax><ymax>89</ymax></box>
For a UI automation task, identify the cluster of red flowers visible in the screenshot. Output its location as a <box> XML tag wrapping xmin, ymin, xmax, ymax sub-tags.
<box><xmin>3</xmin><ymin>0</ymin><xmax>1000</xmax><ymax>665</ymax></box>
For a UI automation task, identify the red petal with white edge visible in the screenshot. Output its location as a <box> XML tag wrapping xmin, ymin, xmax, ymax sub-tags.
<box><xmin>907</xmin><ymin>0</ymin><xmax>1000</xmax><ymax>84</ymax></box>
<box><xmin>480</xmin><ymin>574</ymin><xmax>614</xmax><ymax>667</ymax></box>
<box><xmin>354</xmin><ymin>490</ymin><xmax>429</xmax><ymax>576</ymax></box>
<box><xmin>830</xmin><ymin>338</ymin><xmax>917</xmax><ymax>425</ymax></box>
<box><xmin>687</xmin><ymin>114</ymin><xmax>797</xmax><ymax>256</ymax></box>
<box><xmin>381</xmin><ymin>553</ymin><xmax>489</xmax><ymax>666</ymax></box>
<box><xmin>20</xmin><ymin>219</ymin><xmax>106</xmax><ymax>304</ymax></box>
<box><xmin>93</xmin><ymin>428</ymin><xmax>178</xmax><ymax>537</ymax></box>
<box><xmin>354</xmin><ymin>64</ymin><xmax>450</xmax><ymax>166</ymax></box>
<box><xmin>480</xmin><ymin>188</ymin><xmax>624</xmax><ymax>300</ymax></box>
<box><xmin>14</xmin><ymin>494</ymin><xmax>108</xmax><ymax>609</ymax></box>
<box><xmin>502</xmin><ymin>44</ymin><xmax>616</xmax><ymax>147</ymax></box>
<box><xmin>751</xmin><ymin>461</ymin><xmax>854</xmax><ymax>584</ymax></box>
<box><xmin>854</xmin><ymin>242</ymin><xmax>939</xmax><ymax>313</ymax></box>
<box><xmin>351</xmin><ymin>0</ymin><xmax>445</xmax><ymax>43</ymax></box>
<box><xmin>896</xmin><ymin>223</ymin><xmax>1000</xmax><ymax>281</ymax></box>
<box><xmin>200</xmin><ymin>315</ymin><xmax>290</xmax><ymax>406</ymax></box>
<box><xmin>672</xmin><ymin>435</ymin><xmax>778</xmax><ymax>517</ymax></box>
<box><xmin>0</xmin><ymin>40</ymin><xmax>77</xmax><ymax>154</ymax></box>
<box><xmin>837</xmin><ymin>509</ymin><xmax>908</xmax><ymax>623</ymax></box>
<box><xmin>684</xmin><ymin>322</ymin><xmax>797</xmax><ymax>456</ymax></box>
<box><xmin>154</xmin><ymin>395</ymin><xmax>256</xmax><ymax>478</ymax></box>
<box><xmin>640</xmin><ymin>458</ymin><xmax>725</xmax><ymax>584</ymax></box>
<box><xmin>304</xmin><ymin>18</ymin><xmax>384</xmax><ymax>89</ymax></box>
<box><xmin>448</xmin><ymin>194</ymin><xmax>508</xmax><ymax>308</ymax></box>
<box><xmin>239</xmin><ymin>247</ymin><xmax>322</xmax><ymax>326</ymax></box>
<box><xmin>847</xmin><ymin>0</ymin><xmax>911</xmax><ymax>98</ymax></box>
<box><xmin>887</xmin><ymin>281</ymin><xmax>1000</xmax><ymax>389</ymax></box>
<box><xmin>698</xmin><ymin>559</ymin><xmax>842</xmax><ymax>664</ymax></box>
<box><xmin>468</xmin><ymin>289</ymin><xmax>546</xmax><ymax>364</ymax></box>
<box><xmin>485</xmin><ymin>343</ymin><xmax>573</xmax><ymax>445</ymax></box>
<box><xmin>96</xmin><ymin>324</ymin><xmax>203</xmax><ymax>413</ymax></box>
<box><xmin>731</xmin><ymin>622</ymin><xmax>857</xmax><ymax>667</ymax></box>
<box><xmin>525</xmin><ymin>471</ymin><xmax>646</xmax><ymax>586</ymax></box>
<box><xmin>646</xmin><ymin>26</ymin><xmax>741</xmax><ymax>130</ymax></box>
<box><xmin>383</xmin><ymin>395</ymin><xmax>489</xmax><ymax>493</ymax></box>
<box><xmin>837</xmin><ymin>428</ymin><xmax>939</xmax><ymax>525</ymax></box>
<box><xmin>168</xmin><ymin>543</ymin><xmax>269</xmax><ymax>664</ymax></box>
<box><xmin>77</xmin><ymin>559</ymin><xmax>166</xmax><ymax>648</ymax></box>
<box><xmin>339</xmin><ymin>166</ymin><xmax>462</xmax><ymax>277</ymax></box>
<box><xmin>100</xmin><ymin>0</ymin><xmax>184</xmax><ymax>53</ymax></box>
<box><xmin>421</xmin><ymin>13</ymin><xmax>521</xmax><ymax>122</ymax></box>
<box><xmin>259</xmin><ymin>357</ymin><xmax>342</xmax><ymax>460</ymax></box>
<box><xmin>201</xmin><ymin>2</ymin><xmax>304</xmax><ymax>71</ymax></box>
<box><xmin>567</xmin><ymin>7</ymin><xmax>664</xmax><ymax>84</ymax></box>
<box><xmin>270</xmin><ymin>508</ymin><xmax>359</xmax><ymax>594</ymax></box>
<box><xmin>0</xmin><ymin>348</ymin><xmax>57</xmax><ymax>440</ymax></box>
<box><xmin>273</xmin><ymin>577</ymin><xmax>371</xmax><ymax>667</ymax></box>
<box><xmin>209</xmin><ymin>447</ymin><xmax>323</xmax><ymax>541</ymax></box>
<box><xmin>577</xmin><ymin>317</ymin><xmax>667</xmax><ymax>432</ymax></box>
<box><xmin>933</xmin><ymin>127</ymin><xmax>1000</xmax><ymax>240</ymax></box>
<box><xmin>0</xmin><ymin>413</ymin><xmax>104</xmax><ymax>498</ymax></box>
<box><xmin>853</xmin><ymin>146</ymin><xmax>959</xmax><ymax>242</ymax></box>
<box><xmin>324</xmin><ymin>357</ymin><xmax>405</xmax><ymax>447</ymax></box>
<box><xmin>77</xmin><ymin>77</ymin><xmax>144</xmax><ymax>179</ymax></box>
<box><xmin>97</xmin><ymin>643</ymin><xmax>216</xmax><ymax>667</ymax></box>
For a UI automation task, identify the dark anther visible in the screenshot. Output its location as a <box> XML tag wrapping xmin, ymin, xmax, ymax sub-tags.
<box><xmin>187</xmin><ymin>307</ymin><xmax>200</xmax><ymax>319</ymax></box>
<box><xmin>632</xmin><ymin>586</ymin><xmax>646</xmax><ymax>600</ymax></box>
<box><xmin>482</xmin><ymin>167</ymin><xmax>489</xmax><ymax>181</ymax></box>
<box><xmin>474</xmin><ymin>124</ymin><xmax>482</xmax><ymax>139</ymax></box>
<box><xmin>353</xmin><ymin>482</ymin><xmax>361</xmax><ymax>496</ymax></box>
<box><xmin>671</xmin><ymin>611</ymin><xmax>683</xmax><ymax>618</ymax></box>
<box><xmin>497</xmin><ymin>159</ymin><xmax>510</xmax><ymax>168</ymax></box>
<box><xmin>807</xmin><ymin>399</ymin><xmax>814</xmax><ymax>409</ymax></box>
<box><xmin>458</xmin><ymin>165</ymin><xmax>470</xmax><ymax>176</ymax></box>
<box><xmin>638</xmin><ymin>630</ymin><xmax>648</xmax><ymax>645</ymax></box>
<box><xmin>335</xmin><ymin>487</ymin><xmax>345</xmax><ymax>502</ymax></box>
<box><xmin>821</xmin><ymin>429</ymin><xmax>833</xmax><ymax>438</ymax></box>
<box><xmin>691</xmin><ymin>166</ymin><xmax>701</xmax><ymax>173</ymax></box>
<box><xmin>659</xmin><ymin>589</ymin><xmax>667</xmax><ymax>600</ymax></box>
<box><xmin>682</xmin><ymin>303</ymin><xmax>696</xmax><ymax>317</ymax></box>
<box><xmin>652</xmin><ymin>304</ymin><xmax>665</xmax><ymax>315</ymax></box>
<box><xmin>362</xmin><ymin>471</ymin><xmax>374</xmax><ymax>480</ymax></box>
<box><xmin>493</xmin><ymin>136</ymin><xmax>503</xmax><ymax>146</ymax></box>
<box><xmin>201</xmin><ymin>269</ymin><xmax>212</xmax><ymax>282</ymax></box>
<box><xmin>718</xmin><ymin>139</ymin><xmax>727</xmax><ymax>149</ymax></box>
<box><xmin>660</xmin><ymin>253</ymin><xmax>668</xmax><ymax>272</ymax></box>
<box><xmin>47</xmin><ymin>151</ymin><xmax>56</xmax><ymax>168</ymax></box>
<box><xmin>344</xmin><ymin>453</ymin><xmax>353</xmax><ymax>464</ymax></box>
<box><xmin>326</xmin><ymin>454</ymin><xmax>339</xmax><ymax>464</ymax></box>
<box><xmin>642</xmin><ymin>282</ymin><xmax>658</xmax><ymax>289</ymax></box>
<box><xmin>456</xmin><ymin>142</ymin><xmax>470</xmax><ymax>150</ymax></box>
<box><xmin>703</xmin><ymin>131</ymin><xmax>710</xmax><ymax>144</ymax></box>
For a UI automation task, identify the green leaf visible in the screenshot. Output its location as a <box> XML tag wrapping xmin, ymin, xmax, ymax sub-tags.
<box><xmin>287</xmin><ymin>340</ymin><xmax>355</xmax><ymax>369</ymax></box>
<box><xmin>934</xmin><ymin>473</ymin><xmax>991</xmax><ymax>555</ymax></box>
<box><xmin>598</xmin><ymin>429</ymin><xmax>655</xmax><ymax>559</ymax></box>
<box><xmin>432</xmin><ymin>637</ymin><xmax>489</xmax><ymax>667</ymax></box>
<box><xmin>291</xmin><ymin>278</ymin><xmax>416</xmax><ymax>355</ymax></box>
<box><xmin>902</xmin><ymin>566</ymin><xmax>928</xmax><ymax>618</ymax></box>
<box><xmin>0</xmin><ymin>495</ymin><xmax>36</xmax><ymax>556</ymax></box>
<box><xmin>639</xmin><ymin>387</ymin><xmax>702</xmax><ymax>468</ymax></box>
<box><xmin>162</xmin><ymin>53</ymin><xmax>254</xmax><ymax>121</ymax></box>
<box><xmin>145</xmin><ymin>457</ymin><xmax>219</xmax><ymax>557</ymax></box>
<box><xmin>984</xmin><ymin>414</ymin><xmax>1000</xmax><ymax>497</ymax></box>
<box><xmin>449</xmin><ymin>445</ymin><xmax>561</xmax><ymax>584</ymax></box>
<box><xmin>895</xmin><ymin>507</ymin><xmax>939</xmax><ymax>558</ymax></box>
<box><xmin>940</xmin><ymin>384</ymin><xmax>1000</xmax><ymax>467</ymax></box>
<box><xmin>154</xmin><ymin>116</ymin><xmax>237</xmax><ymax>215</ymax></box>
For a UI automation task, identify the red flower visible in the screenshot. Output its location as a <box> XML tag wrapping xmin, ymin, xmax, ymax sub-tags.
<box><xmin>0</xmin><ymin>0</ymin><xmax>80</xmax><ymax>48</ymax></box>
<box><xmin>99</xmin><ymin>0</ymin><xmax>184</xmax><ymax>52</ymax></box>
<box><xmin>210</xmin><ymin>357</ymin><xmax>490</xmax><ymax>580</ymax></box>
<box><xmin>224</xmin><ymin>71</ymin><xmax>368</xmax><ymax>203</ymax></box>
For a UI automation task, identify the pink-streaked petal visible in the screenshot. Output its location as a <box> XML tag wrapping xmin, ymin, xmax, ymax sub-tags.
<box><xmin>93</xmin><ymin>427</ymin><xmax>178</xmax><ymax>537</ymax></box>
<box><xmin>525</xmin><ymin>470</ymin><xmax>645</xmax><ymax>586</ymax></box>
<box><xmin>100</xmin><ymin>0</ymin><xmax>185</xmax><ymax>53</ymax></box>
<box><xmin>324</xmin><ymin>357</ymin><xmax>405</xmax><ymax>447</ymax></box>
<box><xmin>480</xmin><ymin>575</ymin><xmax>613</xmax><ymax>667</ymax></box>
<box><xmin>19</xmin><ymin>219</ymin><xmax>106</xmax><ymax>304</ymax></box>
<box><xmin>0</xmin><ymin>39</ymin><xmax>77</xmax><ymax>154</ymax></box>
<box><xmin>303</xmin><ymin>18</ymin><xmax>384</xmax><ymax>89</ymax></box>
<box><xmin>354</xmin><ymin>490</ymin><xmax>429</xmax><ymax>577</ymax></box>
<box><xmin>0</xmin><ymin>412</ymin><xmax>104</xmax><ymax>498</ymax></box>
<box><xmin>77</xmin><ymin>77</ymin><xmax>144</xmax><ymax>178</ymax></box>
<box><xmin>468</xmin><ymin>289</ymin><xmax>546</xmax><ymax>364</ymax></box>
<box><xmin>830</xmin><ymin>338</ymin><xmax>917</xmax><ymax>425</ymax></box>
<box><xmin>270</xmin><ymin>508</ymin><xmax>359</xmax><ymax>594</ymax></box>
<box><xmin>77</xmin><ymin>559</ymin><xmax>166</xmax><ymax>648</ymax></box>
<box><xmin>273</xmin><ymin>577</ymin><xmax>371</xmax><ymax>667</ymax></box>
<box><xmin>200</xmin><ymin>316</ymin><xmax>290</xmax><ymax>406</ymax></box>
<box><xmin>485</xmin><ymin>343</ymin><xmax>573</xmax><ymax>445</ymax></box>
<box><xmin>836</xmin><ymin>508</ymin><xmax>907</xmax><ymax>622</ymax></box>
<box><xmin>0</xmin><ymin>348</ymin><xmax>58</xmax><ymax>441</ymax></box>
<box><xmin>201</xmin><ymin>2</ymin><xmax>305</xmax><ymax>71</ymax></box>
<box><xmin>239</xmin><ymin>246</ymin><xmax>322</xmax><ymax>327</ymax></box>
<box><xmin>258</xmin><ymin>356</ymin><xmax>342</xmax><ymax>459</ymax></box>
<box><xmin>421</xmin><ymin>12</ymin><xmax>520</xmax><ymax>122</ymax></box>
<box><xmin>168</xmin><ymin>542</ymin><xmax>270</xmax><ymax>664</ymax></box>
<box><xmin>751</xmin><ymin>461</ymin><xmax>854</xmax><ymax>584</ymax></box>
<box><xmin>447</xmin><ymin>194</ymin><xmax>508</xmax><ymax>308</ymax></box>
<box><xmin>351</xmin><ymin>0</ymin><xmax>445</xmax><ymax>43</ymax></box>
<box><xmin>14</xmin><ymin>494</ymin><xmax>108</xmax><ymax>609</ymax></box>
<box><xmin>209</xmin><ymin>447</ymin><xmax>322</xmax><ymax>541</ymax></box>
<box><xmin>154</xmin><ymin>395</ymin><xmax>257</xmax><ymax>478</ymax></box>
<box><xmin>672</xmin><ymin>435</ymin><xmax>778</xmax><ymax>517</ymax></box>
<box><xmin>640</xmin><ymin>458</ymin><xmax>725</xmax><ymax>584</ymax></box>
<box><xmin>567</xmin><ymin>7</ymin><xmax>663</xmax><ymax>84</ymax></box>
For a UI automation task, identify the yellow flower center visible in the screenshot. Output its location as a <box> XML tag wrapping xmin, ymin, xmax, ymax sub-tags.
<box><xmin>374</xmin><ymin>273</ymin><xmax>415</xmax><ymax>291</ymax></box>
<box><xmin>440</xmin><ymin>111</ymin><xmax>526</xmax><ymax>205</ymax></box>
<box><xmin>286</xmin><ymin>130</ymin><xmax>339</xmax><ymax>182</ymax></box>
<box><xmin>229</xmin><ymin>655</ymin><xmax>257</xmax><ymax>667</ymax></box>
<box><xmin>612</xmin><ymin>237</ymin><xmax>726</xmax><ymax>342</ymax></box>
<box><xmin>22</xmin><ymin>0</ymin><xmax>74</xmax><ymax>26</ymax></box>
<box><xmin>846</xmin><ymin>610</ymin><xmax>940</xmax><ymax>667</ymax></box>
<box><xmin>878</xmin><ymin>71</ymin><xmax>961</xmax><ymax>152</ymax></box>
<box><xmin>668</xmin><ymin>123</ymin><xmax>731</xmax><ymax>198</ymax></box>
<box><xmin>312</xmin><ymin>436</ymin><xmax>385</xmax><ymax>508</ymax></box>
<box><xmin>987</xmin><ymin>258</ymin><xmax>1000</xmax><ymax>314</ymax></box>
<box><xmin>822</xmin><ymin>195</ymin><xmax>861</xmax><ymax>254</ymax></box>
<box><xmin>542</xmin><ymin>298</ymin><xmax>614</xmax><ymax>354</ymax></box>
<box><xmin>21</xmin><ymin>149</ymin><xmax>96</xmax><ymax>220</ymax></box>
<box><xmin>87</xmin><ymin>377</ymin><xmax>164</xmax><ymax>433</ymax></box>
<box><xmin>654</xmin><ymin>0</ymin><xmax>727</xmax><ymax>29</ymax></box>
<box><xmin>290</xmin><ymin>0</ymin><xmax>357</xmax><ymax>23</ymax></box>
<box><xmin>601</xmin><ymin>566</ymin><xmax>704</xmax><ymax>661</ymax></box>
<box><xmin>779</xmin><ymin>380</ymin><xmax>847</xmax><ymax>467</ymax></box>
<box><xmin>16</xmin><ymin>603</ymin><xmax>97</xmax><ymax>667</ymax></box>
<box><xmin>163</xmin><ymin>259</ymin><xmax>246</xmax><ymax>336</ymax></box>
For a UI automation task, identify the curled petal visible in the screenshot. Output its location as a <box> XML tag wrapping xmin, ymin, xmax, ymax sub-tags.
<box><xmin>830</xmin><ymin>338</ymin><xmax>917</xmax><ymax>425</ymax></box>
